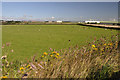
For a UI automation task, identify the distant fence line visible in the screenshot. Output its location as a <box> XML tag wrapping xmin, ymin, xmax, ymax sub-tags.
<box><xmin>100</xmin><ymin>23</ymin><xmax>120</xmax><ymax>26</ymax></box>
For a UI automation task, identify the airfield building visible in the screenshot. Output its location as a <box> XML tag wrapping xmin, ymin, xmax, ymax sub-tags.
<box><xmin>56</xmin><ymin>21</ymin><xmax>62</xmax><ymax>23</ymax></box>
<box><xmin>85</xmin><ymin>21</ymin><xmax>100</xmax><ymax>24</ymax></box>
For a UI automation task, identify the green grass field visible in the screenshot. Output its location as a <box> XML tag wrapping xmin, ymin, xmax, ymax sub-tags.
<box><xmin>2</xmin><ymin>25</ymin><xmax>118</xmax><ymax>62</ymax></box>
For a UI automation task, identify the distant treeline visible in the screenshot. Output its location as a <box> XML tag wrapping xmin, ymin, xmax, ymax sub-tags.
<box><xmin>1</xmin><ymin>21</ymin><xmax>29</xmax><ymax>25</ymax></box>
<box><xmin>1</xmin><ymin>21</ymin><xmax>77</xmax><ymax>25</ymax></box>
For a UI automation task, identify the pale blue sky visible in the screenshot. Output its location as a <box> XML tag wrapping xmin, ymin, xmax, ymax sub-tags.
<box><xmin>2</xmin><ymin>2</ymin><xmax>118</xmax><ymax>21</ymax></box>
<box><xmin>1</xmin><ymin>0</ymin><xmax>120</xmax><ymax>2</ymax></box>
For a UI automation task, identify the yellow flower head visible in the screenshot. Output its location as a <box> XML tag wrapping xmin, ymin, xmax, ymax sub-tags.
<box><xmin>56</xmin><ymin>53</ymin><xmax>59</xmax><ymax>56</ymax></box>
<box><xmin>94</xmin><ymin>48</ymin><xmax>98</xmax><ymax>51</ymax></box>
<box><xmin>108</xmin><ymin>43</ymin><xmax>112</xmax><ymax>46</ymax></box>
<box><xmin>27</xmin><ymin>64</ymin><xmax>30</xmax><ymax>68</ymax></box>
<box><xmin>110</xmin><ymin>43</ymin><xmax>112</xmax><ymax>46</ymax></box>
<box><xmin>92</xmin><ymin>45</ymin><xmax>95</xmax><ymax>48</ymax></box>
<box><xmin>2</xmin><ymin>76</ymin><xmax>7</xmax><ymax>78</ymax></box>
<box><xmin>52</xmin><ymin>51</ymin><xmax>57</xmax><ymax>54</ymax></box>
<box><xmin>43</xmin><ymin>52</ymin><xmax>48</xmax><ymax>56</ymax></box>
<box><xmin>55</xmin><ymin>55</ymin><xmax>58</xmax><ymax>58</ymax></box>
<box><xmin>50</xmin><ymin>55</ymin><xmax>53</xmax><ymax>57</ymax></box>
<box><xmin>41</xmin><ymin>55</ymin><xmax>44</xmax><ymax>58</ymax></box>
<box><xmin>20</xmin><ymin>67</ymin><xmax>24</xmax><ymax>70</ymax></box>
<box><xmin>104</xmin><ymin>43</ymin><xmax>106</xmax><ymax>46</ymax></box>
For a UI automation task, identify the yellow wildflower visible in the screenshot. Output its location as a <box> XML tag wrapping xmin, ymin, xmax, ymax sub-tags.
<box><xmin>43</xmin><ymin>52</ymin><xmax>48</xmax><ymax>56</ymax></box>
<box><xmin>2</xmin><ymin>76</ymin><xmax>7</xmax><ymax>78</ymax></box>
<box><xmin>55</xmin><ymin>55</ymin><xmax>58</xmax><ymax>58</ymax></box>
<box><xmin>110</xmin><ymin>43</ymin><xmax>112</xmax><ymax>46</ymax></box>
<box><xmin>20</xmin><ymin>67</ymin><xmax>24</xmax><ymax>71</ymax></box>
<box><xmin>50</xmin><ymin>55</ymin><xmax>53</xmax><ymax>57</ymax></box>
<box><xmin>56</xmin><ymin>53</ymin><xmax>59</xmax><ymax>56</ymax></box>
<box><xmin>94</xmin><ymin>48</ymin><xmax>98</xmax><ymax>51</ymax></box>
<box><xmin>41</xmin><ymin>55</ymin><xmax>44</xmax><ymax>58</ymax></box>
<box><xmin>104</xmin><ymin>43</ymin><xmax>106</xmax><ymax>46</ymax></box>
<box><xmin>92</xmin><ymin>45</ymin><xmax>95</xmax><ymax>48</ymax></box>
<box><xmin>52</xmin><ymin>51</ymin><xmax>57</xmax><ymax>54</ymax></box>
<box><xmin>27</xmin><ymin>64</ymin><xmax>30</xmax><ymax>68</ymax></box>
<box><xmin>108</xmin><ymin>43</ymin><xmax>112</xmax><ymax>46</ymax></box>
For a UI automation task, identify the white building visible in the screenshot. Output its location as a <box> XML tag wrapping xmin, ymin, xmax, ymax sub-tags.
<box><xmin>56</xmin><ymin>21</ymin><xmax>62</xmax><ymax>23</ymax></box>
<box><xmin>85</xmin><ymin>21</ymin><xmax>100</xmax><ymax>24</ymax></box>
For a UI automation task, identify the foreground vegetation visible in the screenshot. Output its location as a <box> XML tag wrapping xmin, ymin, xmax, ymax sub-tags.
<box><xmin>1</xmin><ymin>34</ymin><xmax>119</xmax><ymax>79</ymax></box>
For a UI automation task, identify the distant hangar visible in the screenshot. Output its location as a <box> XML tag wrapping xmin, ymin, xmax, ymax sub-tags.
<box><xmin>85</xmin><ymin>21</ymin><xmax>100</xmax><ymax>24</ymax></box>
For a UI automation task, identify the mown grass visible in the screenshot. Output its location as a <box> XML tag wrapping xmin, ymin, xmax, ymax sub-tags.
<box><xmin>2</xmin><ymin>25</ymin><xmax>118</xmax><ymax>62</ymax></box>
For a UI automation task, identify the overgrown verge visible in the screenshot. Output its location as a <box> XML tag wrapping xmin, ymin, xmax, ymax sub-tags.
<box><xmin>1</xmin><ymin>35</ymin><xmax>120</xmax><ymax>79</ymax></box>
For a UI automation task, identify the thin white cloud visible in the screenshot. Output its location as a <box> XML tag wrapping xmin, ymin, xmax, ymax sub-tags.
<box><xmin>2</xmin><ymin>15</ymin><xmax>34</xmax><ymax>21</ymax></box>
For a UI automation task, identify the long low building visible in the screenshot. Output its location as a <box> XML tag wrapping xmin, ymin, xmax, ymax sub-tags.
<box><xmin>85</xmin><ymin>21</ymin><xmax>100</xmax><ymax>24</ymax></box>
<box><xmin>56</xmin><ymin>21</ymin><xmax>62</xmax><ymax>23</ymax></box>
